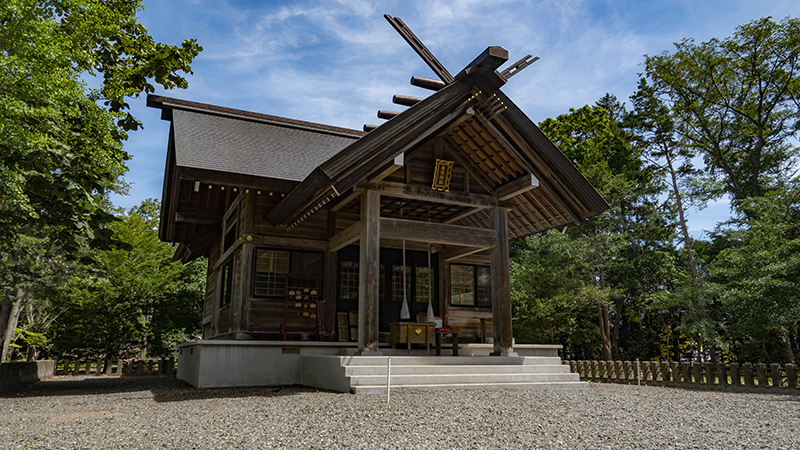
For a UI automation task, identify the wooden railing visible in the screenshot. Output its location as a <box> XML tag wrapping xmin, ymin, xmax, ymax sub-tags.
<box><xmin>54</xmin><ymin>357</ymin><xmax>176</xmax><ymax>376</ymax></box>
<box><xmin>567</xmin><ymin>360</ymin><xmax>799</xmax><ymax>391</ymax></box>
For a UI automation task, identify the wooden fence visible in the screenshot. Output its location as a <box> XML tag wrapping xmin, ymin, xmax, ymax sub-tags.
<box><xmin>567</xmin><ymin>360</ymin><xmax>799</xmax><ymax>392</ymax></box>
<box><xmin>54</xmin><ymin>357</ymin><xmax>176</xmax><ymax>377</ymax></box>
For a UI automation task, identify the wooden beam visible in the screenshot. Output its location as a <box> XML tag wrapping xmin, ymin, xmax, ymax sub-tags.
<box><xmin>438</xmin><ymin>245</ymin><xmax>491</xmax><ymax>262</ymax></box>
<box><xmin>455</xmin><ymin>46</ymin><xmax>509</xmax><ymax>79</ymax></box>
<box><xmin>358</xmin><ymin>190</ymin><xmax>381</xmax><ymax>353</ymax></box>
<box><xmin>328</xmin><ymin>188</ymin><xmax>361</xmax><ymax>212</ymax></box>
<box><xmin>410</xmin><ymin>76</ymin><xmax>446</xmax><ymax>91</ymax></box>
<box><xmin>490</xmin><ymin>207</ymin><xmax>514</xmax><ymax>356</ymax></box>
<box><xmin>443</xmin><ymin>206</ymin><xmax>483</xmax><ymax>225</ymax></box>
<box><xmin>384</xmin><ymin>15</ymin><xmax>454</xmax><ymax>83</ymax></box>
<box><xmin>246</xmin><ymin>235</ymin><xmax>328</xmax><ymax>252</ymax></box>
<box><xmin>328</xmin><ymin>221</ymin><xmax>361</xmax><ymax>252</ymax></box>
<box><xmin>500</xmin><ymin>55</ymin><xmax>539</xmax><ymax>80</ymax></box>
<box><xmin>380</xmin><ymin>218</ymin><xmax>496</xmax><ymax>248</ymax></box>
<box><xmin>496</xmin><ymin>173</ymin><xmax>540</xmax><ymax>201</ymax></box>
<box><xmin>372</xmin><ymin>181</ymin><xmax>498</xmax><ymax>209</ymax></box>
<box><xmin>369</xmin><ymin>154</ymin><xmax>404</xmax><ymax>184</ymax></box>
<box><xmin>175</xmin><ymin>211</ymin><xmax>219</xmax><ymax>225</ymax></box>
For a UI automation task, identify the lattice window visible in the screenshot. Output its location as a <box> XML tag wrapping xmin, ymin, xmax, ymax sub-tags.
<box><xmin>450</xmin><ymin>264</ymin><xmax>474</xmax><ymax>306</ymax></box>
<box><xmin>450</xmin><ymin>264</ymin><xmax>491</xmax><ymax>307</ymax></box>
<box><xmin>415</xmin><ymin>267</ymin><xmax>434</xmax><ymax>303</ymax></box>
<box><xmin>340</xmin><ymin>261</ymin><xmax>359</xmax><ymax>300</ymax></box>
<box><xmin>392</xmin><ymin>265</ymin><xmax>411</xmax><ymax>302</ymax></box>
<box><xmin>254</xmin><ymin>250</ymin><xmax>290</xmax><ymax>297</ymax></box>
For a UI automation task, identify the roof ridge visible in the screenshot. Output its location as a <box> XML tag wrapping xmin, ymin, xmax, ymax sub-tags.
<box><xmin>147</xmin><ymin>94</ymin><xmax>366</xmax><ymax>139</ymax></box>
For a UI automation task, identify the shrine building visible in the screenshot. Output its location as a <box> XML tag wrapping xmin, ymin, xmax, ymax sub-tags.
<box><xmin>150</xmin><ymin>40</ymin><xmax>607</xmax><ymax>391</ymax></box>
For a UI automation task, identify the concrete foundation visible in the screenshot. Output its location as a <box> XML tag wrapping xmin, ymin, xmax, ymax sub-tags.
<box><xmin>176</xmin><ymin>340</ymin><xmax>583</xmax><ymax>392</ymax></box>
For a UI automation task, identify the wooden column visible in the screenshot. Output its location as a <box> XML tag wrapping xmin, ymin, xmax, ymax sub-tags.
<box><xmin>490</xmin><ymin>206</ymin><xmax>515</xmax><ymax>356</ymax></box>
<box><xmin>357</xmin><ymin>190</ymin><xmax>381</xmax><ymax>353</ymax></box>
<box><xmin>322</xmin><ymin>210</ymin><xmax>338</xmax><ymax>336</ymax></box>
<box><xmin>237</xmin><ymin>242</ymin><xmax>255</xmax><ymax>334</ymax></box>
<box><xmin>438</xmin><ymin>257</ymin><xmax>449</xmax><ymax>326</ymax></box>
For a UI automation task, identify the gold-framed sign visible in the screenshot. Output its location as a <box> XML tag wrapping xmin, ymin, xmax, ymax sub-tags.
<box><xmin>432</xmin><ymin>159</ymin><xmax>454</xmax><ymax>191</ymax></box>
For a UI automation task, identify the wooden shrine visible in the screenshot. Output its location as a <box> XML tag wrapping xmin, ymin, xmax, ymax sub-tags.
<box><xmin>150</xmin><ymin>20</ymin><xmax>608</xmax><ymax>358</ymax></box>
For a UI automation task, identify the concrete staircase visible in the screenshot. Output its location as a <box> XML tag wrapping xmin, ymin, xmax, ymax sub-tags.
<box><xmin>301</xmin><ymin>354</ymin><xmax>587</xmax><ymax>394</ymax></box>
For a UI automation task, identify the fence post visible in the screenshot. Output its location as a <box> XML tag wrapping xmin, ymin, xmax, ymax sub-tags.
<box><xmin>72</xmin><ymin>360</ymin><xmax>81</xmax><ymax>376</ymax></box>
<box><xmin>670</xmin><ymin>361</ymin><xmax>680</xmax><ymax>383</ymax></box>
<box><xmin>167</xmin><ymin>356</ymin><xmax>175</xmax><ymax>376</ymax></box>
<box><xmin>743</xmin><ymin>363</ymin><xmax>754</xmax><ymax>386</ymax></box>
<box><xmin>770</xmin><ymin>364</ymin><xmax>782</xmax><ymax>387</ymax></box>
<box><xmin>94</xmin><ymin>359</ymin><xmax>102</xmax><ymax>376</ymax></box>
<box><xmin>692</xmin><ymin>363</ymin><xmax>701</xmax><ymax>385</ymax></box>
<box><xmin>660</xmin><ymin>362</ymin><xmax>669</xmax><ymax>383</ymax></box>
<box><xmin>104</xmin><ymin>359</ymin><xmax>112</xmax><ymax>375</ymax></box>
<box><xmin>623</xmin><ymin>361</ymin><xmax>631</xmax><ymax>382</ymax></box>
<box><xmin>716</xmin><ymin>363</ymin><xmax>727</xmax><ymax>386</ymax></box>
<box><xmin>786</xmin><ymin>364</ymin><xmax>797</xmax><ymax>388</ymax></box>
<box><xmin>703</xmin><ymin>363</ymin><xmax>713</xmax><ymax>384</ymax></box>
<box><xmin>730</xmin><ymin>363</ymin><xmax>740</xmax><ymax>385</ymax></box>
<box><xmin>756</xmin><ymin>363</ymin><xmax>767</xmax><ymax>386</ymax></box>
<box><xmin>613</xmin><ymin>361</ymin><xmax>621</xmax><ymax>382</ymax></box>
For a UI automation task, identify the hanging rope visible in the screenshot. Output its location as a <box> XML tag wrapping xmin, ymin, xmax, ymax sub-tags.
<box><xmin>426</xmin><ymin>241</ymin><xmax>435</xmax><ymax>323</ymax></box>
<box><xmin>400</xmin><ymin>203</ymin><xmax>410</xmax><ymax>319</ymax></box>
<box><xmin>426</xmin><ymin>205</ymin><xmax>435</xmax><ymax>323</ymax></box>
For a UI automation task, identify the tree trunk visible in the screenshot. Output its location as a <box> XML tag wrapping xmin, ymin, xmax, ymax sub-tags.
<box><xmin>0</xmin><ymin>290</ymin><xmax>13</xmax><ymax>355</ymax></box>
<box><xmin>781</xmin><ymin>325</ymin><xmax>795</xmax><ymax>365</ymax></box>
<box><xmin>1</xmin><ymin>289</ymin><xmax>26</xmax><ymax>361</ymax></box>
<box><xmin>664</xmin><ymin>148</ymin><xmax>715</xmax><ymax>360</ymax></box>
<box><xmin>597</xmin><ymin>302</ymin><xmax>612</xmax><ymax>361</ymax></box>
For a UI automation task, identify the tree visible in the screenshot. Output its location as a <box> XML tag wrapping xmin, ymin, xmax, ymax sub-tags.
<box><xmin>709</xmin><ymin>182</ymin><xmax>800</xmax><ymax>364</ymax></box>
<box><xmin>536</xmin><ymin>98</ymin><xmax>677</xmax><ymax>360</ymax></box>
<box><xmin>643</xmin><ymin>17</ymin><xmax>800</xmax><ymax>206</ymax></box>
<box><xmin>48</xmin><ymin>200</ymin><xmax>205</xmax><ymax>359</ymax></box>
<box><xmin>1</xmin><ymin>0</ymin><xmax>202</xmax><ymax>354</ymax></box>
<box><xmin>628</xmin><ymin>80</ymin><xmax>720</xmax><ymax>362</ymax></box>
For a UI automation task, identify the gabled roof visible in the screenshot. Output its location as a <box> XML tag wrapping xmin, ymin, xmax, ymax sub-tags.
<box><xmin>150</xmin><ymin>45</ymin><xmax>609</xmax><ymax>247</ymax></box>
<box><xmin>148</xmin><ymin>95</ymin><xmax>365</xmax><ymax>244</ymax></box>
<box><xmin>148</xmin><ymin>95</ymin><xmax>364</xmax><ymax>182</ymax></box>
<box><xmin>264</xmin><ymin>47</ymin><xmax>608</xmax><ymax>237</ymax></box>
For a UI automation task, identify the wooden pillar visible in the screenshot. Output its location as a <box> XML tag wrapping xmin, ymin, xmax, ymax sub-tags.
<box><xmin>323</xmin><ymin>251</ymin><xmax>337</xmax><ymax>335</ymax></box>
<box><xmin>357</xmin><ymin>190</ymin><xmax>381</xmax><ymax>353</ymax></box>
<box><xmin>236</xmin><ymin>242</ymin><xmax>254</xmax><ymax>334</ymax></box>
<box><xmin>490</xmin><ymin>206</ymin><xmax>515</xmax><ymax>356</ymax></box>
<box><xmin>322</xmin><ymin>210</ymin><xmax>338</xmax><ymax>336</ymax></box>
<box><xmin>438</xmin><ymin>257</ymin><xmax>449</xmax><ymax>326</ymax></box>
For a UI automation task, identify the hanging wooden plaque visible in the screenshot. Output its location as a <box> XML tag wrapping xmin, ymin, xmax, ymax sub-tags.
<box><xmin>432</xmin><ymin>159</ymin><xmax>454</xmax><ymax>192</ymax></box>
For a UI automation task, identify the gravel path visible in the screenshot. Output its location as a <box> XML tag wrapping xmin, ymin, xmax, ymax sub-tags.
<box><xmin>1</xmin><ymin>376</ymin><xmax>798</xmax><ymax>449</ymax></box>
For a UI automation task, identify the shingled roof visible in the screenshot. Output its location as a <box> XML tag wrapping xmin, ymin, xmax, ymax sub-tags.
<box><xmin>148</xmin><ymin>96</ymin><xmax>364</xmax><ymax>182</ymax></box>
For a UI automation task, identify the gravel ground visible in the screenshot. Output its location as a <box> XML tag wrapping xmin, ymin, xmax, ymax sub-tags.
<box><xmin>1</xmin><ymin>376</ymin><xmax>798</xmax><ymax>449</ymax></box>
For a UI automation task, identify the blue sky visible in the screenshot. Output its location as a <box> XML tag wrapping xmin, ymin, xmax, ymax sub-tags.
<box><xmin>113</xmin><ymin>0</ymin><xmax>800</xmax><ymax>238</ymax></box>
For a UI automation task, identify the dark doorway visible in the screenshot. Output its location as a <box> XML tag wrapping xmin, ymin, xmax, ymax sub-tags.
<box><xmin>336</xmin><ymin>245</ymin><xmax>439</xmax><ymax>333</ymax></box>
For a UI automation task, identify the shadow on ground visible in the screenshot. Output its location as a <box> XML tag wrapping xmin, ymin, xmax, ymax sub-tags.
<box><xmin>0</xmin><ymin>376</ymin><xmax>330</xmax><ymax>402</ymax></box>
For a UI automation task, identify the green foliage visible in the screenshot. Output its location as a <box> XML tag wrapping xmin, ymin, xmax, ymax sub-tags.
<box><xmin>530</xmin><ymin>97</ymin><xmax>680</xmax><ymax>360</ymax></box>
<box><xmin>49</xmin><ymin>200</ymin><xmax>205</xmax><ymax>359</ymax></box>
<box><xmin>0</xmin><ymin>0</ymin><xmax>202</xmax><ymax>255</ymax></box>
<box><xmin>11</xmin><ymin>327</ymin><xmax>48</xmax><ymax>350</ymax></box>
<box><xmin>708</xmin><ymin>182</ymin><xmax>800</xmax><ymax>363</ymax></box>
<box><xmin>511</xmin><ymin>230</ymin><xmax>618</xmax><ymax>358</ymax></box>
<box><xmin>643</xmin><ymin>16</ymin><xmax>800</xmax><ymax>204</ymax></box>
